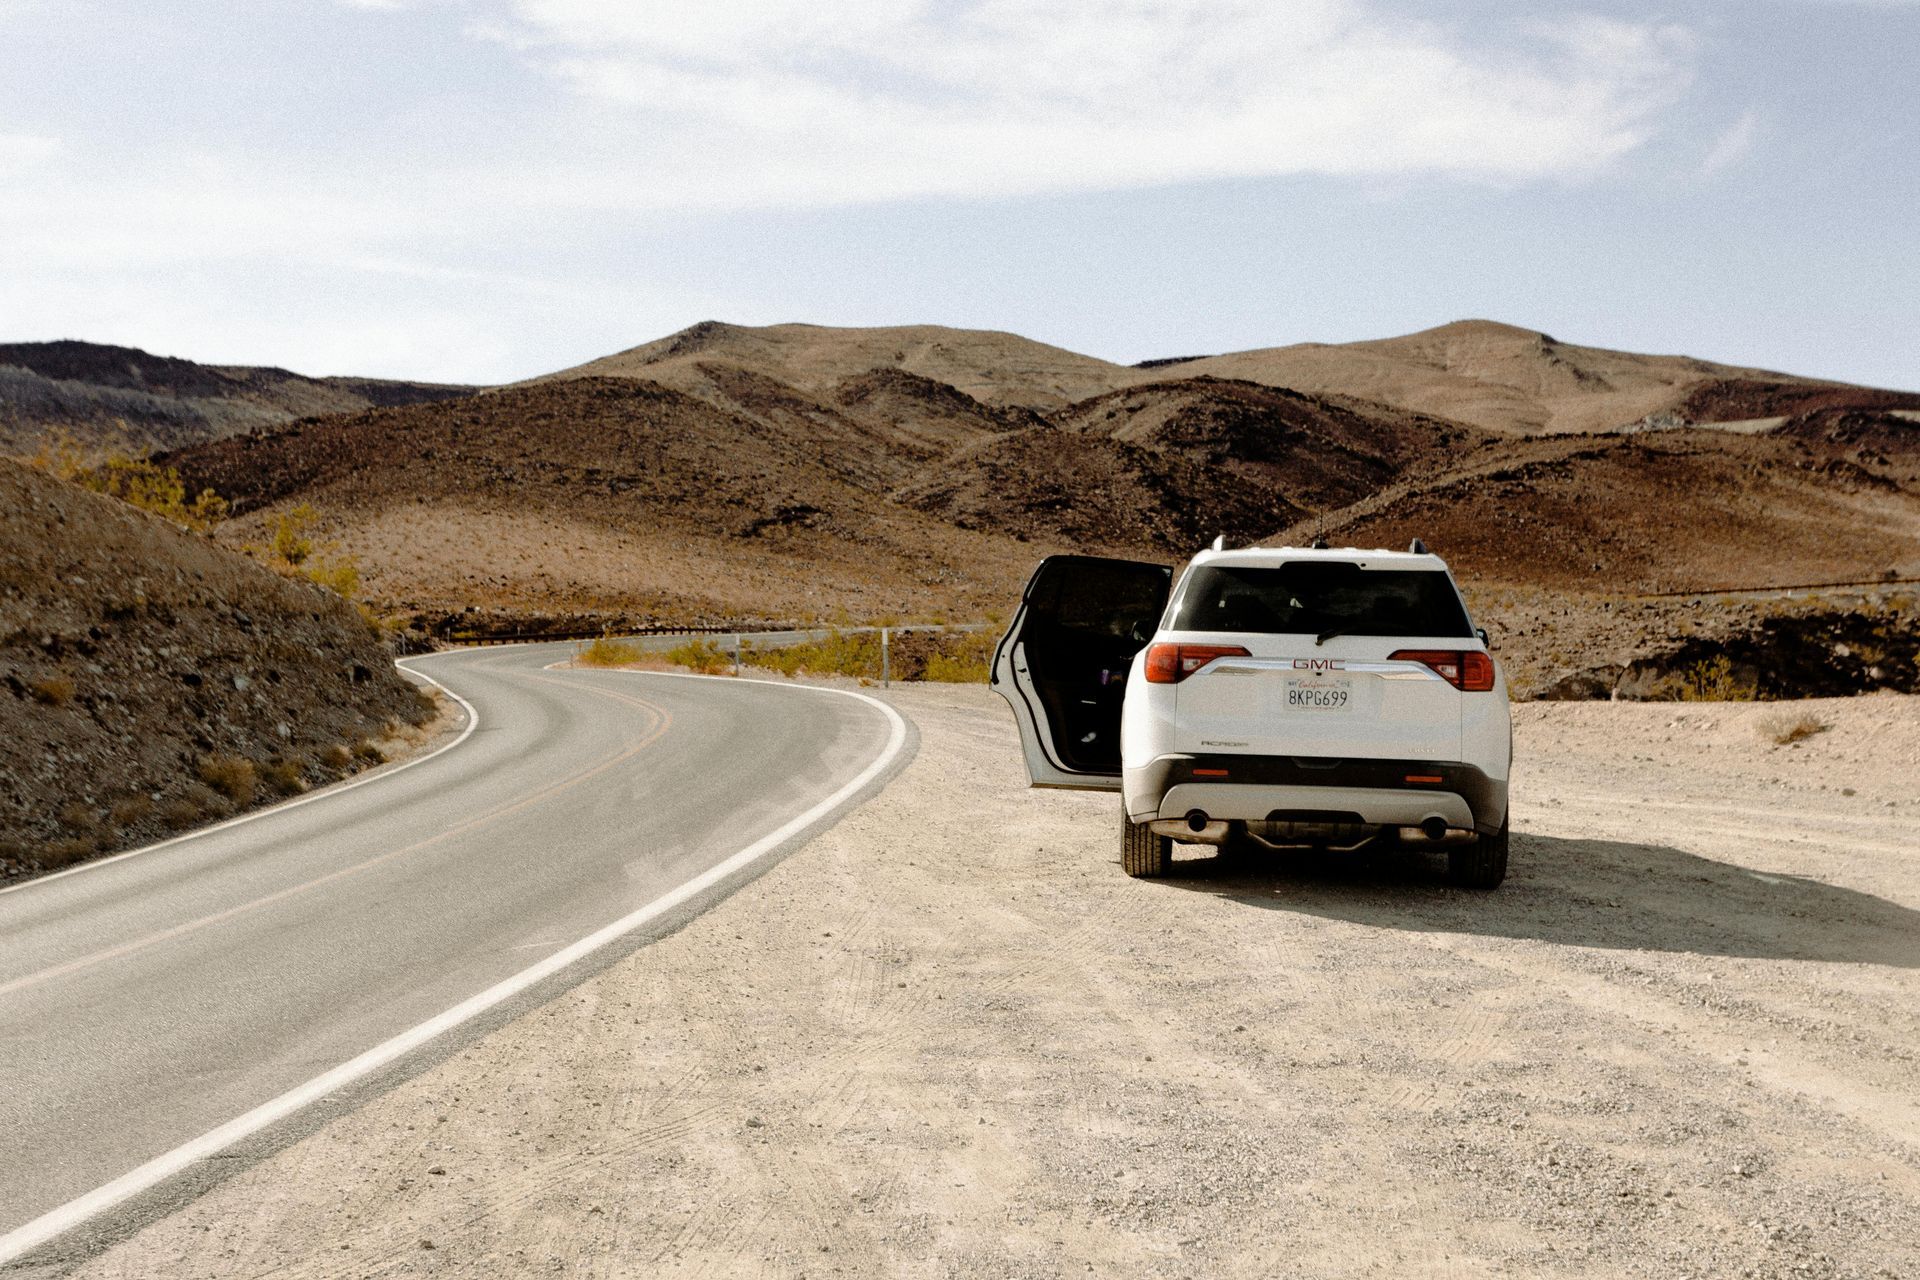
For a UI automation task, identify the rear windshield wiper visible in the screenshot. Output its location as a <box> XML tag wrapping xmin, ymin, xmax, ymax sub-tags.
<box><xmin>1314</xmin><ymin>628</ymin><xmax>1344</xmax><ymax>646</ymax></box>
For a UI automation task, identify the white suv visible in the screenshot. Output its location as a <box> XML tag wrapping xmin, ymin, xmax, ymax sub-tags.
<box><xmin>991</xmin><ymin>542</ymin><xmax>1512</xmax><ymax>888</ymax></box>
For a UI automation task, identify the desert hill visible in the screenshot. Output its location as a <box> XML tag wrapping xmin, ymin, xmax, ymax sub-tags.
<box><xmin>539</xmin><ymin>318</ymin><xmax>1919</xmax><ymax>441</ymax></box>
<box><xmin>1147</xmin><ymin>319</ymin><xmax>1911</xmax><ymax>436</ymax></box>
<box><xmin>0</xmin><ymin>457</ymin><xmax>430</xmax><ymax>876</ymax></box>
<box><xmin>534</xmin><ymin>320</ymin><xmax>1136</xmax><ymax>410</ymax></box>
<box><xmin>0</xmin><ymin>339</ymin><xmax>475</xmax><ymax>457</ymax></box>
<box><xmin>898</xmin><ymin>377</ymin><xmax>1485</xmax><ymax>551</ymax></box>
<box><xmin>165</xmin><ymin>378</ymin><xmax>1054</xmax><ymax>625</ymax></box>
<box><xmin>168</xmin><ymin>361</ymin><xmax>1508</xmax><ymax>624</ymax></box>
<box><xmin>1274</xmin><ymin>423</ymin><xmax>1920</xmax><ymax>593</ymax></box>
<box><xmin>161</xmin><ymin>330</ymin><xmax>1920</xmax><ymax>639</ymax></box>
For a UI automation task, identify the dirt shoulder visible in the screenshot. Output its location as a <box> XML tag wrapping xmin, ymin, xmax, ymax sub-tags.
<box><xmin>69</xmin><ymin>687</ymin><xmax>1920</xmax><ymax>1278</ymax></box>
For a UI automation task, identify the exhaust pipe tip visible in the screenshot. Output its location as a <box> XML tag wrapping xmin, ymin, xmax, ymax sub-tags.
<box><xmin>1421</xmin><ymin>816</ymin><xmax>1448</xmax><ymax>842</ymax></box>
<box><xmin>1186</xmin><ymin>810</ymin><xmax>1211</xmax><ymax>833</ymax></box>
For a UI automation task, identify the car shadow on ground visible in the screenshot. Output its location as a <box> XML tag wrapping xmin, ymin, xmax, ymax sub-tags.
<box><xmin>1156</xmin><ymin>833</ymin><xmax>1920</xmax><ymax>968</ymax></box>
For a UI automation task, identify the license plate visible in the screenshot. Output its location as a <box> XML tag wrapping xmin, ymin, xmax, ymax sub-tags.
<box><xmin>1285</xmin><ymin>678</ymin><xmax>1352</xmax><ymax>711</ymax></box>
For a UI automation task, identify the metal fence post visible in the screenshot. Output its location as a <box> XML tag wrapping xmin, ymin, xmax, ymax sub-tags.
<box><xmin>881</xmin><ymin>627</ymin><xmax>890</xmax><ymax>689</ymax></box>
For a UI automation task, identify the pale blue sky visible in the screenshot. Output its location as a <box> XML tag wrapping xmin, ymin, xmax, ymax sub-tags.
<box><xmin>2</xmin><ymin>0</ymin><xmax>1915</xmax><ymax>389</ymax></box>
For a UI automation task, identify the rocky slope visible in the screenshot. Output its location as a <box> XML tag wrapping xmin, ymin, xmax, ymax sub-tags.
<box><xmin>0</xmin><ymin>339</ymin><xmax>474</xmax><ymax>457</ymax></box>
<box><xmin>0</xmin><ymin>458</ymin><xmax>432</xmax><ymax>877</ymax></box>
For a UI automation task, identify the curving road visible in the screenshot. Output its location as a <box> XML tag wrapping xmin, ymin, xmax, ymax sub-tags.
<box><xmin>0</xmin><ymin>643</ymin><xmax>908</xmax><ymax>1266</ymax></box>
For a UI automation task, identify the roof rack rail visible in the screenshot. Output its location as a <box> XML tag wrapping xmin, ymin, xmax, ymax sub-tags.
<box><xmin>1210</xmin><ymin>534</ymin><xmax>1226</xmax><ymax>551</ymax></box>
<box><xmin>1408</xmin><ymin>538</ymin><xmax>1428</xmax><ymax>554</ymax></box>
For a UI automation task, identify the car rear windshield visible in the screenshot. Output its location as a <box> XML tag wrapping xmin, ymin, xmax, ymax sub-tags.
<box><xmin>1166</xmin><ymin>563</ymin><xmax>1473</xmax><ymax>638</ymax></box>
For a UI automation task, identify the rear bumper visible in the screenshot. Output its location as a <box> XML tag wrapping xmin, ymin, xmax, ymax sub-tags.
<box><xmin>1126</xmin><ymin>753</ymin><xmax>1508</xmax><ymax>835</ymax></box>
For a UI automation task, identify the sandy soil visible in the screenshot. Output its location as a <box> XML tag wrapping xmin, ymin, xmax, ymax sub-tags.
<box><xmin>67</xmin><ymin>687</ymin><xmax>1920</xmax><ymax>1279</ymax></box>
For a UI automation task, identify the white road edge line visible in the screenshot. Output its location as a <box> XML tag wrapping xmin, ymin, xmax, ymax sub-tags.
<box><xmin>0</xmin><ymin>654</ymin><xmax>480</xmax><ymax>899</ymax></box>
<box><xmin>0</xmin><ymin>676</ymin><xmax>908</xmax><ymax>1267</ymax></box>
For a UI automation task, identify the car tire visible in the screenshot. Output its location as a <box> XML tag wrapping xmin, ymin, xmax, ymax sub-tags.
<box><xmin>1121</xmin><ymin>811</ymin><xmax>1171</xmax><ymax>878</ymax></box>
<box><xmin>1447</xmin><ymin>818</ymin><xmax>1509</xmax><ymax>890</ymax></box>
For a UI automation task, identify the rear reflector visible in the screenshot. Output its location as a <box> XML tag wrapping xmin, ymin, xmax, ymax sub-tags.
<box><xmin>1144</xmin><ymin>643</ymin><xmax>1252</xmax><ymax>684</ymax></box>
<box><xmin>1388</xmin><ymin>648</ymin><xmax>1497</xmax><ymax>692</ymax></box>
<box><xmin>1194</xmin><ymin>768</ymin><xmax>1230</xmax><ymax>778</ymax></box>
<box><xmin>1405</xmin><ymin>774</ymin><xmax>1443</xmax><ymax>784</ymax></box>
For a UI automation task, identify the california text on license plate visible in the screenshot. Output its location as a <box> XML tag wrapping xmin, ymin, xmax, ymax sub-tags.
<box><xmin>1286</xmin><ymin>678</ymin><xmax>1352</xmax><ymax>711</ymax></box>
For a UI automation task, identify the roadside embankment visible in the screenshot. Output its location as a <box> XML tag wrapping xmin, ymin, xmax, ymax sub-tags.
<box><xmin>0</xmin><ymin>458</ymin><xmax>435</xmax><ymax>880</ymax></box>
<box><xmin>68</xmin><ymin>684</ymin><xmax>1920</xmax><ymax>1278</ymax></box>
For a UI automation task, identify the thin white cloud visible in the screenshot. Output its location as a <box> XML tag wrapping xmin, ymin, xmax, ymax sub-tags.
<box><xmin>473</xmin><ymin>0</ymin><xmax>1696</xmax><ymax>205</ymax></box>
<box><xmin>1702</xmin><ymin>108</ymin><xmax>1760</xmax><ymax>175</ymax></box>
<box><xmin>0</xmin><ymin>1</ymin><xmax>1709</xmax><ymax>378</ymax></box>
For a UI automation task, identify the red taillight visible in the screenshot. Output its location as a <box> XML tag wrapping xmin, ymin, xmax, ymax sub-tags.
<box><xmin>1390</xmin><ymin>648</ymin><xmax>1496</xmax><ymax>692</ymax></box>
<box><xmin>1143</xmin><ymin>643</ymin><xmax>1251</xmax><ymax>683</ymax></box>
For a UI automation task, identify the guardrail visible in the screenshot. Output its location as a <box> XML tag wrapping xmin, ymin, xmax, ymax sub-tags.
<box><xmin>439</xmin><ymin>621</ymin><xmax>990</xmax><ymax>648</ymax></box>
<box><xmin>442</xmin><ymin>624</ymin><xmax>745</xmax><ymax>646</ymax></box>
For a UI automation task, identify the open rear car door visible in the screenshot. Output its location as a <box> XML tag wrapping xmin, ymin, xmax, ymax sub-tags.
<box><xmin>991</xmin><ymin>555</ymin><xmax>1173</xmax><ymax>790</ymax></box>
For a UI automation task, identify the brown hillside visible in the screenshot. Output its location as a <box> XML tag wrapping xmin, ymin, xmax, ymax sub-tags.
<box><xmin>128</xmin><ymin>317</ymin><xmax>1920</xmax><ymax>688</ymax></box>
<box><xmin>0</xmin><ymin>339</ymin><xmax>474</xmax><ymax>457</ymax></box>
<box><xmin>1675</xmin><ymin>378</ymin><xmax>1920</xmax><ymax>425</ymax></box>
<box><xmin>899</xmin><ymin>378</ymin><xmax>1491</xmax><ymax>552</ymax></box>
<box><xmin>1165</xmin><ymin>320</ymin><xmax>1827</xmax><ymax>436</ymax></box>
<box><xmin>1053</xmin><ymin>377</ymin><xmax>1489</xmax><ymax>513</ymax></box>
<box><xmin>165</xmin><ymin>379</ymin><xmax>1050</xmax><ymax>625</ymax></box>
<box><xmin>535</xmin><ymin>320</ymin><xmax>1135</xmax><ymax>410</ymax></box>
<box><xmin>1277</xmin><ymin>430</ymin><xmax>1920</xmax><ymax>593</ymax></box>
<box><xmin>0</xmin><ymin>458</ymin><xmax>428</xmax><ymax>876</ymax></box>
<box><xmin>832</xmin><ymin>368</ymin><xmax>1043</xmax><ymax>454</ymax></box>
<box><xmin>894</xmin><ymin>425</ymin><xmax>1300</xmax><ymax>552</ymax></box>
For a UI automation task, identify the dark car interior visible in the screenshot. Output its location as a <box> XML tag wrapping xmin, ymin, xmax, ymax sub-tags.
<box><xmin>1012</xmin><ymin>557</ymin><xmax>1171</xmax><ymax>773</ymax></box>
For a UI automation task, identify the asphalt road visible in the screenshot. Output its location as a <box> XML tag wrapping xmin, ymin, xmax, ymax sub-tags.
<box><xmin>0</xmin><ymin>644</ymin><xmax>907</xmax><ymax>1263</ymax></box>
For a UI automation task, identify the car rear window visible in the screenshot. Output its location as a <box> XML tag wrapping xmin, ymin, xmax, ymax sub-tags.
<box><xmin>1166</xmin><ymin>563</ymin><xmax>1472</xmax><ymax>638</ymax></box>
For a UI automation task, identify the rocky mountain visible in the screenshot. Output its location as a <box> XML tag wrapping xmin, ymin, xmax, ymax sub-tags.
<box><xmin>148</xmin><ymin>316</ymin><xmax>1919</xmax><ymax>632</ymax></box>
<box><xmin>0</xmin><ymin>339</ymin><xmax>475</xmax><ymax>457</ymax></box>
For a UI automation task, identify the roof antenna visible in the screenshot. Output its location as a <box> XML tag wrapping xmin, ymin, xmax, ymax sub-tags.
<box><xmin>1209</xmin><ymin>534</ymin><xmax>1226</xmax><ymax>551</ymax></box>
<box><xmin>1408</xmin><ymin>538</ymin><xmax>1429</xmax><ymax>554</ymax></box>
<box><xmin>1309</xmin><ymin>532</ymin><xmax>1329</xmax><ymax>550</ymax></box>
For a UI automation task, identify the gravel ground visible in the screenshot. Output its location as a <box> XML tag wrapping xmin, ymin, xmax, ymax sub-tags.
<box><xmin>60</xmin><ymin>686</ymin><xmax>1920</xmax><ymax>1279</ymax></box>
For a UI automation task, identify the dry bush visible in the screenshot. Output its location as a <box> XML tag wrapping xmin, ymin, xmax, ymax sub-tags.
<box><xmin>43</xmin><ymin>837</ymin><xmax>98</xmax><ymax>869</ymax></box>
<box><xmin>197</xmin><ymin>755</ymin><xmax>257</xmax><ymax>804</ymax></box>
<box><xmin>920</xmin><ymin>630</ymin><xmax>995</xmax><ymax>683</ymax></box>
<box><xmin>302</xmin><ymin>554</ymin><xmax>361</xmax><ymax>599</ymax></box>
<box><xmin>57</xmin><ymin>802</ymin><xmax>99</xmax><ymax>834</ymax></box>
<box><xmin>22</xmin><ymin>431</ymin><xmax>227</xmax><ymax>532</ymax></box>
<box><xmin>665</xmin><ymin>638</ymin><xmax>734</xmax><ymax>675</ymax></box>
<box><xmin>353</xmin><ymin>740</ymin><xmax>386</xmax><ymax>765</ymax></box>
<box><xmin>1758</xmin><ymin>710</ymin><xmax>1829</xmax><ymax>745</ymax></box>
<box><xmin>408</xmin><ymin>685</ymin><xmax>440</xmax><ymax>723</ymax></box>
<box><xmin>160</xmin><ymin>797</ymin><xmax>205</xmax><ymax>830</ymax></box>
<box><xmin>110</xmin><ymin>794</ymin><xmax>153</xmax><ymax>827</ymax></box>
<box><xmin>746</xmin><ymin>632</ymin><xmax>876</xmax><ymax>680</ymax></box>
<box><xmin>262</xmin><ymin>758</ymin><xmax>307</xmax><ymax>796</ymax></box>
<box><xmin>1671</xmin><ymin>655</ymin><xmax>1758</xmax><ymax>702</ymax></box>
<box><xmin>748</xmin><ymin>628</ymin><xmax>992</xmax><ymax>683</ymax></box>
<box><xmin>258</xmin><ymin>504</ymin><xmax>360</xmax><ymax>599</ymax></box>
<box><xmin>577</xmin><ymin>636</ymin><xmax>646</xmax><ymax>667</ymax></box>
<box><xmin>29</xmin><ymin>674</ymin><xmax>75</xmax><ymax>706</ymax></box>
<box><xmin>319</xmin><ymin>744</ymin><xmax>353</xmax><ymax>770</ymax></box>
<box><xmin>271</xmin><ymin>504</ymin><xmax>318</xmax><ymax>567</ymax></box>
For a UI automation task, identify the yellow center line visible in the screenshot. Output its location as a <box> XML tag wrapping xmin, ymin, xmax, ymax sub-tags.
<box><xmin>0</xmin><ymin>672</ymin><xmax>674</xmax><ymax>1001</ymax></box>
